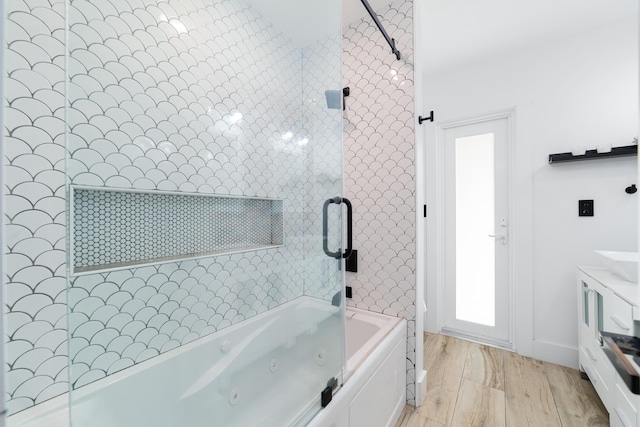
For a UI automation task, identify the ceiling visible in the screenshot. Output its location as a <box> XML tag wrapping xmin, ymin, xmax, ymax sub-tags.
<box><xmin>243</xmin><ymin>0</ymin><xmax>341</xmax><ymax>46</ymax></box>
<box><xmin>243</xmin><ymin>0</ymin><xmax>395</xmax><ymax>46</ymax></box>
<box><xmin>422</xmin><ymin>0</ymin><xmax>638</xmax><ymax>75</ymax></box>
<box><xmin>343</xmin><ymin>0</ymin><xmax>394</xmax><ymax>26</ymax></box>
<box><xmin>245</xmin><ymin>0</ymin><xmax>636</xmax><ymax>61</ymax></box>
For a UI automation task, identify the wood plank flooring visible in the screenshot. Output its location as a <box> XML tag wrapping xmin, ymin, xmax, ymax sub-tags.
<box><xmin>396</xmin><ymin>334</ymin><xmax>608</xmax><ymax>427</ymax></box>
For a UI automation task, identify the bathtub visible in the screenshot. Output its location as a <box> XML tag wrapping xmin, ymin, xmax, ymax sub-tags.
<box><xmin>308</xmin><ymin>308</ymin><xmax>407</xmax><ymax>427</ymax></box>
<box><xmin>8</xmin><ymin>297</ymin><xmax>406</xmax><ymax>427</ymax></box>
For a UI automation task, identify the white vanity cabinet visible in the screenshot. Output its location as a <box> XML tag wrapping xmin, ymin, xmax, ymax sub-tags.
<box><xmin>577</xmin><ymin>267</ymin><xmax>639</xmax><ymax>427</ymax></box>
<box><xmin>578</xmin><ymin>268</ymin><xmax>613</xmax><ymax>410</ymax></box>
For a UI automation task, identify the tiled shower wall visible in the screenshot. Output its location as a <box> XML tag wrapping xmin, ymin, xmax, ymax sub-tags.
<box><xmin>302</xmin><ymin>34</ymin><xmax>344</xmax><ymax>302</ymax></box>
<box><xmin>342</xmin><ymin>0</ymin><xmax>417</xmax><ymax>404</ymax></box>
<box><xmin>4</xmin><ymin>0</ymin><xmax>342</xmax><ymax>414</ymax></box>
<box><xmin>4</xmin><ymin>0</ymin><xmax>68</xmax><ymax>413</ymax></box>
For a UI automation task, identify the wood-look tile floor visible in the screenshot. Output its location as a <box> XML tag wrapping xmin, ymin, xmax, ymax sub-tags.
<box><xmin>396</xmin><ymin>333</ymin><xmax>609</xmax><ymax>427</ymax></box>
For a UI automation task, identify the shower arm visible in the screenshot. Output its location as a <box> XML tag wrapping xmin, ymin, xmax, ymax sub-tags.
<box><xmin>359</xmin><ymin>0</ymin><xmax>401</xmax><ymax>60</ymax></box>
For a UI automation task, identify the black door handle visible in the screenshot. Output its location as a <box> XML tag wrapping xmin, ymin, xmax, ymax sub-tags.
<box><xmin>322</xmin><ymin>197</ymin><xmax>353</xmax><ymax>259</ymax></box>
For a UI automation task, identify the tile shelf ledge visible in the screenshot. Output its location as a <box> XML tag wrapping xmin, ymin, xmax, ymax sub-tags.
<box><xmin>548</xmin><ymin>144</ymin><xmax>637</xmax><ymax>164</ymax></box>
<box><xmin>72</xmin><ymin>244</ymin><xmax>285</xmax><ymax>276</ymax></box>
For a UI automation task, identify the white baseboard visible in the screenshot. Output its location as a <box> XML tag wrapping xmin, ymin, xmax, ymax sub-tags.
<box><xmin>532</xmin><ymin>340</ymin><xmax>579</xmax><ymax>369</ymax></box>
<box><xmin>415</xmin><ymin>370</ymin><xmax>427</xmax><ymax>406</ymax></box>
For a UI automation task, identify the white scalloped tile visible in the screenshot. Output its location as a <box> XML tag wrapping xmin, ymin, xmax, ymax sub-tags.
<box><xmin>74</xmin><ymin>370</ymin><xmax>106</xmax><ymax>389</ymax></box>
<box><xmin>88</xmin><ymin>328</ymin><xmax>117</xmax><ymax>347</ymax></box>
<box><xmin>145</xmin><ymin>333</ymin><xmax>168</xmax><ymax>350</ymax></box>
<box><xmin>35</xmin><ymin>382</ymin><xmax>69</xmax><ymax>404</ymax></box>
<box><xmin>120</xmin><ymin>320</ymin><xmax>146</xmax><ymax>339</ymax></box>
<box><xmin>72</xmin><ymin>297</ymin><xmax>106</xmax><ymax>318</ymax></box>
<box><xmin>106</xmin><ymin>358</ymin><xmax>134</xmax><ymax>375</ymax></box>
<box><xmin>33</xmin><ymin>355</ymin><xmax>67</xmax><ymax>379</ymax></box>
<box><xmin>13</xmin><ymin>321</ymin><xmax>54</xmax><ymax>344</ymax></box>
<box><xmin>13</xmin><ymin>376</ymin><xmax>55</xmax><ymax>401</ymax></box>
<box><xmin>103</xmin><ymin>335</ymin><xmax>131</xmax><ymax>353</ymax></box>
<box><xmin>97</xmin><ymin>316</ymin><xmax>128</xmax><ymax>337</ymax></box>
<box><xmin>120</xmin><ymin>342</ymin><xmax>147</xmax><ymax>361</ymax></box>
<box><xmin>12</xmin><ymin>294</ymin><xmax>54</xmax><ymax>318</ymax></box>
<box><xmin>90</xmin><ymin>352</ymin><xmax>121</xmax><ymax>372</ymax></box>
<box><xmin>14</xmin><ymin>348</ymin><xmax>54</xmax><ymax>371</ymax></box>
<box><xmin>5</xmin><ymin>0</ymin><xmax>342</xmax><ymax>412</ymax></box>
<box><xmin>105</xmin><ymin>292</ymin><xmax>134</xmax><ymax>309</ymax></box>
<box><xmin>86</xmin><ymin>309</ymin><xmax>116</xmax><ymax>329</ymax></box>
<box><xmin>73</xmin><ymin>345</ymin><xmax>107</xmax><ymax>368</ymax></box>
<box><xmin>5</xmin><ymin>282</ymin><xmax>33</xmax><ymax>309</ymax></box>
<box><xmin>5</xmin><ymin>341</ymin><xmax>33</xmax><ymax>371</ymax></box>
<box><xmin>343</xmin><ymin>0</ymin><xmax>416</xmax><ymax>404</ymax></box>
<box><xmin>73</xmin><ymin>321</ymin><xmax>106</xmax><ymax>342</ymax></box>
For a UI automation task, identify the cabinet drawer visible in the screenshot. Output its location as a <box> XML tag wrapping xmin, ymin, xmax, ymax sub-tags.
<box><xmin>605</xmin><ymin>292</ymin><xmax>634</xmax><ymax>335</ymax></box>
<box><xmin>580</xmin><ymin>344</ymin><xmax>612</xmax><ymax>385</ymax></box>
<box><xmin>613</xmin><ymin>379</ymin><xmax>638</xmax><ymax>427</ymax></box>
<box><xmin>591</xmin><ymin>345</ymin><xmax>613</xmax><ymax>391</ymax></box>
<box><xmin>580</xmin><ymin>348</ymin><xmax>611</xmax><ymax>410</ymax></box>
<box><xmin>610</xmin><ymin>409</ymin><xmax>625</xmax><ymax>427</ymax></box>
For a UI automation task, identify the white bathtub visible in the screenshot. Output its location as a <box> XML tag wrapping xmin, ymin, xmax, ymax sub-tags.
<box><xmin>8</xmin><ymin>298</ymin><xmax>406</xmax><ymax>427</ymax></box>
<box><xmin>308</xmin><ymin>307</ymin><xmax>407</xmax><ymax>427</ymax></box>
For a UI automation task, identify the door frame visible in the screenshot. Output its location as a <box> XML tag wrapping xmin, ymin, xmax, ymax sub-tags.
<box><xmin>433</xmin><ymin>108</ymin><xmax>517</xmax><ymax>349</ymax></box>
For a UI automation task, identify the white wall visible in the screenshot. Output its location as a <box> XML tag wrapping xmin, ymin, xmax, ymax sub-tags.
<box><xmin>423</xmin><ymin>17</ymin><xmax>638</xmax><ymax>367</ymax></box>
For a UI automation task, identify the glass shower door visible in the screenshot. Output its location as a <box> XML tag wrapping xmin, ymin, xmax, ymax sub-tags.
<box><xmin>65</xmin><ymin>0</ymin><xmax>344</xmax><ymax>426</ymax></box>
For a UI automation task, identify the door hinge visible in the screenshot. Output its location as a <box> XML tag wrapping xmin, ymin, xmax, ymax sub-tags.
<box><xmin>321</xmin><ymin>377</ymin><xmax>338</xmax><ymax>407</ymax></box>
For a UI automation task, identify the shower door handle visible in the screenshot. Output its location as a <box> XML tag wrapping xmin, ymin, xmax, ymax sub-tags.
<box><xmin>322</xmin><ymin>197</ymin><xmax>353</xmax><ymax>259</ymax></box>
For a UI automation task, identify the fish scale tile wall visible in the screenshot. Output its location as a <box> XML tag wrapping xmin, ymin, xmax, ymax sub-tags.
<box><xmin>4</xmin><ymin>0</ymin><xmax>343</xmax><ymax>415</ymax></box>
<box><xmin>4</xmin><ymin>0</ymin><xmax>69</xmax><ymax>414</ymax></box>
<box><xmin>342</xmin><ymin>0</ymin><xmax>417</xmax><ymax>405</ymax></box>
<box><xmin>302</xmin><ymin>34</ymin><xmax>345</xmax><ymax>302</ymax></box>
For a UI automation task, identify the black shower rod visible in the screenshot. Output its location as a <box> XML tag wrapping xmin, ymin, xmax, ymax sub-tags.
<box><xmin>360</xmin><ymin>0</ymin><xmax>401</xmax><ymax>60</ymax></box>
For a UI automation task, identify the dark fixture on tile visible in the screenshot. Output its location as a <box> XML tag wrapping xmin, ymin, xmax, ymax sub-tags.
<box><xmin>346</xmin><ymin>250</ymin><xmax>357</xmax><ymax>272</ymax></box>
<box><xmin>359</xmin><ymin>0</ymin><xmax>401</xmax><ymax>60</ymax></box>
<box><xmin>626</xmin><ymin>184</ymin><xmax>637</xmax><ymax>194</ymax></box>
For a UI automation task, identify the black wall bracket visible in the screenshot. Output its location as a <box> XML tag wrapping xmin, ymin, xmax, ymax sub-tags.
<box><xmin>419</xmin><ymin>111</ymin><xmax>434</xmax><ymax>124</ymax></box>
<box><xmin>345</xmin><ymin>250</ymin><xmax>357</xmax><ymax>272</ymax></box>
<box><xmin>548</xmin><ymin>144</ymin><xmax>637</xmax><ymax>164</ymax></box>
<box><xmin>342</xmin><ymin>87</ymin><xmax>350</xmax><ymax>111</ymax></box>
<box><xmin>360</xmin><ymin>0</ymin><xmax>401</xmax><ymax>60</ymax></box>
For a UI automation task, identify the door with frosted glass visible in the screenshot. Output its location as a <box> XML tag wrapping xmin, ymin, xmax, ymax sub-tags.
<box><xmin>442</xmin><ymin>117</ymin><xmax>510</xmax><ymax>346</ymax></box>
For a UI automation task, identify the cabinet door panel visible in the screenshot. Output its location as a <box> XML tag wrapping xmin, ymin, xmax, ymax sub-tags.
<box><xmin>613</xmin><ymin>379</ymin><xmax>638</xmax><ymax>427</ymax></box>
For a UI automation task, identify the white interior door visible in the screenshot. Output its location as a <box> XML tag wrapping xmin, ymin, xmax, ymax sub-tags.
<box><xmin>442</xmin><ymin>117</ymin><xmax>510</xmax><ymax>346</ymax></box>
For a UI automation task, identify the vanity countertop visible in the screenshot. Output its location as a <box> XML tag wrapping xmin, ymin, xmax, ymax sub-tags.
<box><xmin>578</xmin><ymin>266</ymin><xmax>638</xmax><ymax>307</ymax></box>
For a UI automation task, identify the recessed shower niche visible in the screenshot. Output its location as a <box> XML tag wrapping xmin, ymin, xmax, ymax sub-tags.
<box><xmin>71</xmin><ymin>187</ymin><xmax>284</xmax><ymax>274</ymax></box>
